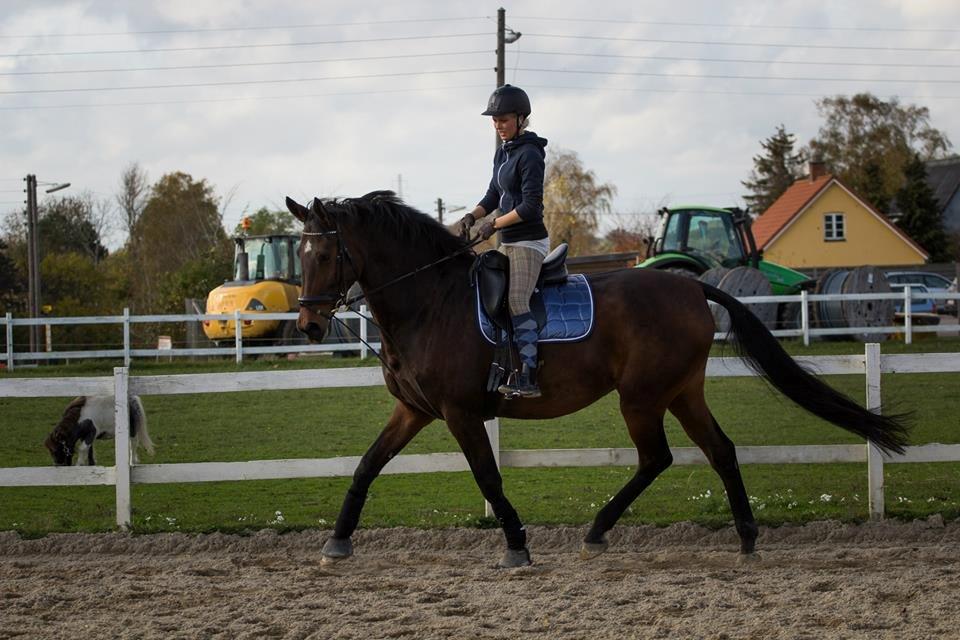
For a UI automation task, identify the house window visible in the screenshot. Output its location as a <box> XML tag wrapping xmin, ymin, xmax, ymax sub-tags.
<box><xmin>824</xmin><ymin>213</ymin><xmax>845</xmax><ymax>241</ymax></box>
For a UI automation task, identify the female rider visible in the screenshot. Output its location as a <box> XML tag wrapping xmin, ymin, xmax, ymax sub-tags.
<box><xmin>455</xmin><ymin>84</ymin><xmax>549</xmax><ymax>399</ymax></box>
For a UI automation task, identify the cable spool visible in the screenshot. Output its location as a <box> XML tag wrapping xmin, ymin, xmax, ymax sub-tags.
<box><xmin>713</xmin><ymin>266</ymin><xmax>776</xmax><ymax>334</ymax></box>
<box><xmin>813</xmin><ymin>267</ymin><xmax>893</xmax><ymax>341</ymax></box>
<box><xmin>698</xmin><ymin>267</ymin><xmax>729</xmax><ymax>288</ymax></box>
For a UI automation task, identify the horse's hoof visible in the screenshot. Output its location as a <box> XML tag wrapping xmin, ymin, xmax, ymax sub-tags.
<box><xmin>579</xmin><ymin>538</ymin><xmax>609</xmax><ymax>561</ymax></box>
<box><xmin>737</xmin><ymin>551</ymin><xmax>761</xmax><ymax>565</ymax></box>
<box><xmin>321</xmin><ymin>536</ymin><xmax>353</xmax><ymax>563</ymax></box>
<box><xmin>497</xmin><ymin>547</ymin><xmax>532</xmax><ymax>569</ymax></box>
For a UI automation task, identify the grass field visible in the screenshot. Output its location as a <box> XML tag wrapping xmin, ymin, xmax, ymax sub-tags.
<box><xmin>1</xmin><ymin>338</ymin><xmax>958</xmax><ymax>536</ymax></box>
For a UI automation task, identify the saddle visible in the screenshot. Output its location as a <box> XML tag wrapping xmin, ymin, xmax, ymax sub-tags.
<box><xmin>470</xmin><ymin>243</ymin><xmax>583</xmax><ymax>392</ymax></box>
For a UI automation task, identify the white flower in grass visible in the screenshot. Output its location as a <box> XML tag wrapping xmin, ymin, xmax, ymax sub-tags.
<box><xmin>819</xmin><ymin>494</ymin><xmax>832</xmax><ymax>503</ymax></box>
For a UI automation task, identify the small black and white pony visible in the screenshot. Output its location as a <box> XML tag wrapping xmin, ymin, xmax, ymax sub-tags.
<box><xmin>44</xmin><ymin>396</ymin><xmax>155</xmax><ymax>466</ymax></box>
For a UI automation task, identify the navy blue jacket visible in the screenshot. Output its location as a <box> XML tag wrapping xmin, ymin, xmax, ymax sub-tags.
<box><xmin>477</xmin><ymin>131</ymin><xmax>549</xmax><ymax>243</ymax></box>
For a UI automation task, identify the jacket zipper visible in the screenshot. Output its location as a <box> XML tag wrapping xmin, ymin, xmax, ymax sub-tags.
<box><xmin>497</xmin><ymin>148</ymin><xmax>509</xmax><ymax>213</ymax></box>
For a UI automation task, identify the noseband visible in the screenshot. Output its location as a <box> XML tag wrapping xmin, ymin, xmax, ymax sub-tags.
<box><xmin>297</xmin><ymin>227</ymin><xmax>354</xmax><ymax>309</ymax></box>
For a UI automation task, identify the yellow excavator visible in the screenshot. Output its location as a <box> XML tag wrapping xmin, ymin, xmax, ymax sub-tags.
<box><xmin>203</xmin><ymin>233</ymin><xmax>305</xmax><ymax>345</ymax></box>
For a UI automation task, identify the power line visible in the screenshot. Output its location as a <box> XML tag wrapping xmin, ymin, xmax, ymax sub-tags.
<box><xmin>521</xmin><ymin>83</ymin><xmax>960</xmax><ymax>101</ymax></box>
<box><xmin>0</xmin><ymin>50</ymin><xmax>491</xmax><ymax>77</ymax></box>
<box><xmin>521</xmin><ymin>50</ymin><xmax>960</xmax><ymax>70</ymax></box>
<box><xmin>526</xmin><ymin>32</ymin><xmax>960</xmax><ymax>54</ymax></box>
<box><xmin>517</xmin><ymin>66</ymin><xmax>960</xmax><ymax>85</ymax></box>
<box><xmin>0</xmin><ymin>32</ymin><xmax>491</xmax><ymax>58</ymax></box>
<box><xmin>0</xmin><ymin>68</ymin><xmax>488</xmax><ymax>95</ymax></box>
<box><xmin>0</xmin><ymin>16</ymin><xmax>488</xmax><ymax>39</ymax></box>
<box><xmin>0</xmin><ymin>83</ymin><xmax>490</xmax><ymax>111</ymax></box>
<box><xmin>512</xmin><ymin>16</ymin><xmax>960</xmax><ymax>34</ymax></box>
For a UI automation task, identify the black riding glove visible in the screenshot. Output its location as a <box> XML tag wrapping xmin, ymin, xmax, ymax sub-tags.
<box><xmin>477</xmin><ymin>221</ymin><xmax>497</xmax><ymax>241</ymax></box>
<box><xmin>452</xmin><ymin>213</ymin><xmax>476</xmax><ymax>239</ymax></box>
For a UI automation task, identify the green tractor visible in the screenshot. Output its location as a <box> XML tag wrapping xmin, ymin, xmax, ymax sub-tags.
<box><xmin>637</xmin><ymin>205</ymin><xmax>814</xmax><ymax>328</ymax></box>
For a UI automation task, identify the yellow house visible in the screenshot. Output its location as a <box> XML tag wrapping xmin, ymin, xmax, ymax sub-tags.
<box><xmin>752</xmin><ymin>162</ymin><xmax>928</xmax><ymax>268</ymax></box>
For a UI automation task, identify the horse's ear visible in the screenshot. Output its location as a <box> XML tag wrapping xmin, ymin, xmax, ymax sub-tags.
<box><xmin>285</xmin><ymin>196</ymin><xmax>310</xmax><ymax>223</ymax></box>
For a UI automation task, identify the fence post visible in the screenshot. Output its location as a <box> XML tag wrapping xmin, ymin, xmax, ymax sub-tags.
<box><xmin>865</xmin><ymin>343</ymin><xmax>884</xmax><ymax>519</ymax></box>
<box><xmin>360</xmin><ymin>305</ymin><xmax>368</xmax><ymax>360</ymax></box>
<box><xmin>123</xmin><ymin>308</ymin><xmax>131</xmax><ymax>367</ymax></box>
<box><xmin>483</xmin><ymin>418</ymin><xmax>501</xmax><ymax>517</ymax></box>
<box><xmin>903</xmin><ymin>285</ymin><xmax>912</xmax><ymax>345</ymax></box>
<box><xmin>800</xmin><ymin>290</ymin><xmax>810</xmax><ymax>346</ymax></box>
<box><xmin>234</xmin><ymin>310</ymin><xmax>242</xmax><ymax>364</ymax></box>
<box><xmin>114</xmin><ymin>367</ymin><xmax>132</xmax><ymax>529</ymax></box>
<box><xmin>5</xmin><ymin>312</ymin><xmax>13</xmax><ymax>371</ymax></box>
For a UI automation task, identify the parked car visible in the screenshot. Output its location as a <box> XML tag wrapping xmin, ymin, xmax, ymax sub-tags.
<box><xmin>889</xmin><ymin>283</ymin><xmax>936</xmax><ymax>314</ymax></box>
<box><xmin>885</xmin><ymin>271</ymin><xmax>957</xmax><ymax>315</ymax></box>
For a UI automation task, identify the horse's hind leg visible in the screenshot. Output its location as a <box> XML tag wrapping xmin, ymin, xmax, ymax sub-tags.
<box><xmin>322</xmin><ymin>400</ymin><xmax>433</xmax><ymax>562</ymax></box>
<box><xmin>582</xmin><ymin>402</ymin><xmax>672</xmax><ymax>559</ymax></box>
<box><xmin>669</xmin><ymin>380</ymin><xmax>758</xmax><ymax>556</ymax></box>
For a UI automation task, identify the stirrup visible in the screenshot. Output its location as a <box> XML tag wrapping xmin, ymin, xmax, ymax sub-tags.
<box><xmin>497</xmin><ymin>370</ymin><xmax>522</xmax><ymax>399</ymax></box>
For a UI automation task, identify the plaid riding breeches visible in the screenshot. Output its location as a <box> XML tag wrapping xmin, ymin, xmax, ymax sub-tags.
<box><xmin>502</xmin><ymin>244</ymin><xmax>545</xmax><ymax>316</ymax></box>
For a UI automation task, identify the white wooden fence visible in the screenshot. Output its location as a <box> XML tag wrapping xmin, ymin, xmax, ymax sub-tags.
<box><xmin>1</xmin><ymin>344</ymin><xmax>958</xmax><ymax>528</ymax></box>
<box><xmin>3</xmin><ymin>290</ymin><xmax>957</xmax><ymax>369</ymax></box>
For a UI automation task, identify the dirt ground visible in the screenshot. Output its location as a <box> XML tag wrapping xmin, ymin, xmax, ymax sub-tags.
<box><xmin>1</xmin><ymin>518</ymin><xmax>958</xmax><ymax>640</ymax></box>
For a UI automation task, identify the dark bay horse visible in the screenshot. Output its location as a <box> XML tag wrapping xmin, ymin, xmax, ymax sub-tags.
<box><xmin>286</xmin><ymin>192</ymin><xmax>908</xmax><ymax>568</ymax></box>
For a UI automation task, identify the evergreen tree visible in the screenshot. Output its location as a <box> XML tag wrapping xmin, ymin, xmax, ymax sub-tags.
<box><xmin>895</xmin><ymin>154</ymin><xmax>949</xmax><ymax>261</ymax></box>
<box><xmin>742</xmin><ymin>125</ymin><xmax>805</xmax><ymax>214</ymax></box>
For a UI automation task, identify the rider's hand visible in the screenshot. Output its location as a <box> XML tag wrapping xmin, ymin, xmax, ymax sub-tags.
<box><xmin>451</xmin><ymin>213</ymin><xmax>476</xmax><ymax>240</ymax></box>
<box><xmin>477</xmin><ymin>221</ymin><xmax>496</xmax><ymax>241</ymax></box>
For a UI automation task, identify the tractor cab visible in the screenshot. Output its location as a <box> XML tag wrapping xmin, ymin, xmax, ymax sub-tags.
<box><xmin>649</xmin><ymin>206</ymin><xmax>759</xmax><ymax>271</ymax></box>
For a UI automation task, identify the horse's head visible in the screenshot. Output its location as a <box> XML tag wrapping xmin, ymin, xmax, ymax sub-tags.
<box><xmin>286</xmin><ymin>196</ymin><xmax>359</xmax><ymax>343</ymax></box>
<box><xmin>44</xmin><ymin>419</ymin><xmax>96</xmax><ymax>466</ymax></box>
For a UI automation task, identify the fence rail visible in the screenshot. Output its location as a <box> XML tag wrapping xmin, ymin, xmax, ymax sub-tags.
<box><xmin>3</xmin><ymin>290</ymin><xmax>958</xmax><ymax>369</ymax></box>
<box><xmin>1</xmin><ymin>345</ymin><xmax>958</xmax><ymax>528</ymax></box>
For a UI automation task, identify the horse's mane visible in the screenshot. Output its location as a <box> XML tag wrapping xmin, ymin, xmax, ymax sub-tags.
<box><xmin>50</xmin><ymin>396</ymin><xmax>86</xmax><ymax>440</ymax></box>
<box><xmin>325</xmin><ymin>191</ymin><xmax>473</xmax><ymax>259</ymax></box>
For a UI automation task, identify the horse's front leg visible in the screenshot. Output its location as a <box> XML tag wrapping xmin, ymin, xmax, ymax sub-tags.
<box><xmin>322</xmin><ymin>400</ymin><xmax>432</xmax><ymax>563</ymax></box>
<box><xmin>446</xmin><ymin>412</ymin><xmax>531</xmax><ymax>568</ymax></box>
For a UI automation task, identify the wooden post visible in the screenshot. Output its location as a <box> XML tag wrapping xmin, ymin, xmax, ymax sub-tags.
<box><xmin>114</xmin><ymin>367</ymin><xmax>132</xmax><ymax>529</ymax></box>
<box><xmin>123</xmin><ymin>308</ymin><xmax>131</xmax><ymax>367</ymax></box>
<box><xmin>800</xmin><ymin>290</ymin><xmax>810</xmax><ymax>346</ymax></box>
<box><xmin>484</xmin><ymin>418</ymin><xmax>500</xmax><ymax>517</ymax></box>
<box><xmin>360</xmin><ymin>305</ymin><xmax>368</xmax><ymax>360</ymax></box>
<box><xmin>5</xmin><ymin>312</ymin><xmax>13</xmax><ymax>371</ymax></box>
<box><xmin>865</xmin><ymin>343</ymin><xmax>884</xmax><ymax>519</ymax></box>
<box><xmin>903</xmin><ymin>285</ymin><xmax>912</xmax><ymax>345</ymax></box>
<box><xmin>234</xmin><ymin>310</ymin><xmax>242</xmax><ymax>364</ymax></box>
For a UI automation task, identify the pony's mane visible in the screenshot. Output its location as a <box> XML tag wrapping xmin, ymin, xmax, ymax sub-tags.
<box><xmin>323</xmin><ymin>191</ymin><xmax>472</xmax><ymax>259</ymax></box>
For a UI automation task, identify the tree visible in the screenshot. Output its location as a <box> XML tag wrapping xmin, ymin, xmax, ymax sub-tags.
<box><xmin>233</xmin><ymin>207</ymin><xmax>297</xmax><ymax>235</ymax></box>
<box><xmin>543</xmin><ymin>149</ymin><xmax>616</xmax><ymax>256</ymax></box>
<box><xmin>742</xmin><ymin>125</ymin><xmax>806</xmax><ymax>213</ymax></box>
<box><xmin>808</xmin><ymin>93</ymin><xmax>952</xmax><ymax>211</ymax></box>
<box><xmin>894</xmin><ymin>154</ymin><xmax>950</xmax><ymax>262</ymax></box>
<box><xmin>116</xmin><ymin>162</ymin><xmax>149</xmax><ymax>238</ymax></box>
<box><xmin>37</xmin><ymin>194</ymin><xmax>109</xmax><ymax>264</ymax></box>
<box><xmin>0</xmin><ymin>238</ymin><xmax>23</xmax><ymax>313</ymax></box>
<box><xmin>130</xmin><ymin>172</ymin><xmax>231</xmax><ymax>312</ymax></box>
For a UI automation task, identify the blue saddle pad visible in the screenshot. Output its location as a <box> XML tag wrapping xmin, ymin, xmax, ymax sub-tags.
<box><xmin>476</xmin><ymin>274</ymin><xmax>595</xmax><ymax>345</ymax></box>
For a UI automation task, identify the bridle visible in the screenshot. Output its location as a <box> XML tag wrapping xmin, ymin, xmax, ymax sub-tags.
<box><xmin>297</xmin><ymin>226</ymin><xmax>355</xmax><ymax>309</ymax></box>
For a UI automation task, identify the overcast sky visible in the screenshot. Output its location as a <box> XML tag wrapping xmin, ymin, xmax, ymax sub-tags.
<box><xmin>2</xmin><ymin>0</ymin><xmax>959</xmax><ymax>249</ymax></box>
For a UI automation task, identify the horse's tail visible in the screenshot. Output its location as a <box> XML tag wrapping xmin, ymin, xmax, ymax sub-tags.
<box><xmin>130</xmin><ymin>395</ymin><xmax>155</xmax><ymax>456</ymax></box>
<box><xmin>701</xmin><ymin>282</ymin><xmax>910</xmax><ymax>455</ymax></box>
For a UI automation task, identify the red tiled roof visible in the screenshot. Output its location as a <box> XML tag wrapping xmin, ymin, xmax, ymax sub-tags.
<box><xmin>752</xmin><ymin>174</ymin><xmax>832</xmax><ymax>249</ymax></box>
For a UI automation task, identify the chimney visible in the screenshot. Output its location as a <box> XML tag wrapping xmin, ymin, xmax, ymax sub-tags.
<box><xmin>809</xmin><ymin>159</ymin><xmax>827</xmax><ymax>182</ymax></box>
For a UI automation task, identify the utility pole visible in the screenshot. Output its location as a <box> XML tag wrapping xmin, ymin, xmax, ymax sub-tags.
<box><xmin>493</xmin><ymin>8</ymin><xmax>521</xmax><ymax>150</ymax></box>
<box><xmin>23</xmin><ymin>175</ymin><xmax>69</xmax><ymax>353</ymax></box>
<box><xmin>24</xmin><ymin>174</ymin><xmax>39</xmax><ymax>353</ymax></box>
<box><xmin>436</xmin><ymin>197</ymin><xmax>444</xmax><ymax>224</ymax></box>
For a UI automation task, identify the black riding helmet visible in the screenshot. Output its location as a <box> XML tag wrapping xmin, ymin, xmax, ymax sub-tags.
<box><xmin>481</xmin><ymin>84</ymin><xmax>531</xmax><ymax>117</ymax></box>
